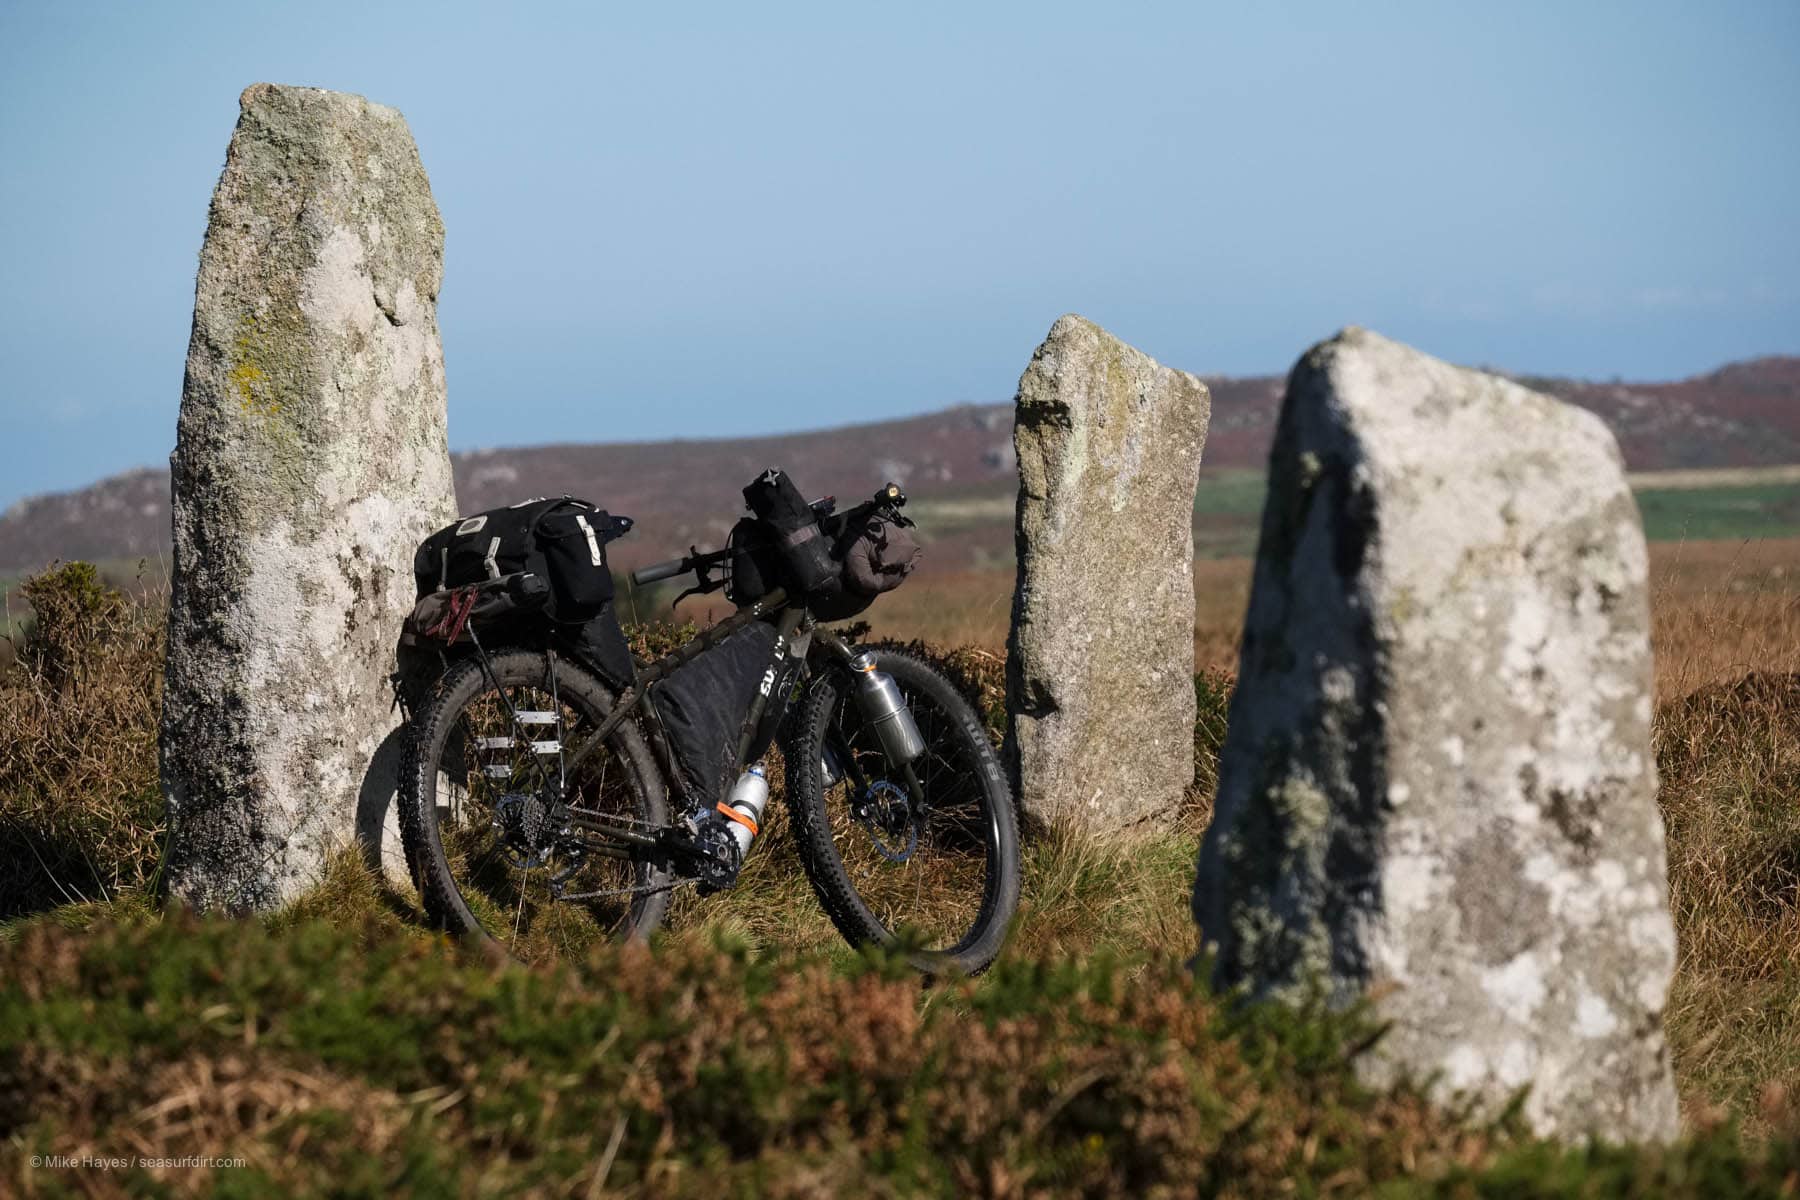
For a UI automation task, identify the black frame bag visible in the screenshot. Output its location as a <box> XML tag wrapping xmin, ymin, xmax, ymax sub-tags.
<box><xmin>651</xmin><ymin>620</ymin><xmax>780</xmax><ymax>810</ymax></box>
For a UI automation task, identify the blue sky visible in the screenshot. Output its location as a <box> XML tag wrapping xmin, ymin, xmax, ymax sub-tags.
<box><xmin>2</xmin><ymin>1</ymin><xmax>1796</xmax><ymax>510</ymax></box>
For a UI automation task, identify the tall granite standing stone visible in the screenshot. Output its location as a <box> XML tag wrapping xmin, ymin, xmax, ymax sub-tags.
<box><xmin>161</xmin><ymin>85</ymin><xmax>457</xmax><ymax>910</ymax></box>
<box><xmin>1007</xmin><ymin>315</ymin><xmax>1211</xmax><ymax>830</ymax></box>
<box><xmin>1193</xmin><ymin>328</ymin><xmax>1679</xmax><ymax>1142</ymax></box>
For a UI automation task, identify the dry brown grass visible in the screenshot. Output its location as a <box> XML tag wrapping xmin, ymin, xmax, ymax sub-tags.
<box><xmin>1651</xmin><ymin>538</ymin><xmax>1800</xmax><ymax>699</ymax></box>
<box><xmin>852</xmin><ymin>561</ymin><xmax>1253</xmax><ymax>674</ymax></box>
<box><xmin>1655</xmin><ymin>670</ymin><xmax>1800</xmax><ymax>1136</ymax></box>
<box><xmin>0</xmin><ymin>563</ymin><xmax>166</xmax><ymax>917</ymax></box>
<box><xmin>1633</xmin><ymin>541</ymin><xmax>1800</xmax><ymax>1134</ymax></box>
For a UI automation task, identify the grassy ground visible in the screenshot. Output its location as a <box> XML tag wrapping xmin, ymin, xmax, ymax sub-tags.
<box><xmin>4</xmin><ymin>549</ymin><xmax>1800</xmax><ymax>1193</ymax></box>
<box><xmin>1637</xmin><ymin>483</ymin><xmax>1800</xmax><ymax>543</ymax></box>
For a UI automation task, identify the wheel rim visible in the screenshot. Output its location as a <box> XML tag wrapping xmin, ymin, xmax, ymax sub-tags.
<box><xmin>818</xmin><ymin>678</ymin><xmax>1002</xmax><ymax>955</ymax></box>
<box><xmin>428</xmin><ymin>667</ymin><xmax>656</xmax><ymax>961</ymax></box>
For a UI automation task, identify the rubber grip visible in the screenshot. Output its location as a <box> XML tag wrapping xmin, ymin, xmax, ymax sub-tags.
<box><xmin>631</xmin><ymin>557</ymin><xmax>687</xmax><ymax>585</ymax></box>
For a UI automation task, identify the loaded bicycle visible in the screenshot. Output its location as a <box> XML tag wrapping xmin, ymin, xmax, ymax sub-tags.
<box><xmin>393</xmin><ymin>470</ymin><xmax>1020</xmax><ymax>974</ymax></box>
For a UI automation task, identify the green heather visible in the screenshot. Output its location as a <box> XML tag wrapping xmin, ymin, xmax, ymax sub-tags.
<box><xmin>5</xmin><ymin>914</ymin><xmax>1800</xmax><ymax>1197</ymax></box>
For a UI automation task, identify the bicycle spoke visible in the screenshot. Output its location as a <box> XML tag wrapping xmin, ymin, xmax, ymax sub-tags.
<box><xmin>818</xmin><ymin>678</ymin><xmax>997</xmax><ymax>952</ymax></box>
<box><xmin>421</xmin><ymin>665</ymin><xmax>664</xmax><ymax>963</ymax></box>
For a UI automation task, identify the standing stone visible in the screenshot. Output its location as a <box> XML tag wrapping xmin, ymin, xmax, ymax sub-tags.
<box><xmin>1006</xmin><ymin>315</ymin><xmax>1211</xmax><ymax>830</ymax></box>
<box><xmin>161</xmin><ymin>85</ymin><xmax>457</xmax><ymax>910</ymax></box>
<box><xmin>1193</xmin><ymin>328</ymin><xmax>1679</xmax><ymax>1142</ymax></box>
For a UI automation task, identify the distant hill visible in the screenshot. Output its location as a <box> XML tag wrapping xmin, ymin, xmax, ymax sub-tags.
<box><xmin>3</xmin><ymin>356</ymin><xmax>1798</xmax><ymax>576</ymax></box>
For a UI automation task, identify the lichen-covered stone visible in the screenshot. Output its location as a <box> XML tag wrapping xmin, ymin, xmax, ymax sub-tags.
<box><xmin>161</xmin><ymin>84</ymin><xmax>456</xmax><ymax>910</ymax></box>
<box><xmin>1193</xmin><ymin>328</ymin><xmax>1679</xmax><ymax>1142</ymax></box>
<box><xmin>1006</xmin><ymin>315</ymin><xmax>1210</xmax><ymax>830</ymax></box>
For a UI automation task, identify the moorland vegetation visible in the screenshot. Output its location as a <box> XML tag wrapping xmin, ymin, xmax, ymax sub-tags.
<box><xmin>2</xmin><ymin>547</ymin><xmax>1798</xmax><ymax>1195</ymax></box>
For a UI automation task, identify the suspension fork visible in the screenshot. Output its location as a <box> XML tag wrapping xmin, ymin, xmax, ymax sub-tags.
<box><xmin>810</xmin><ymin>633</ymin><xmax>930</xmax><ymax>813</ymax></box>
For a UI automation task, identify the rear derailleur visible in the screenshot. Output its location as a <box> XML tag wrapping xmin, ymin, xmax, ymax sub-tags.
<box><xmin>492</xmin><ymin>790</ymin><xmax>588</xmax><ymax>885</ymax></box>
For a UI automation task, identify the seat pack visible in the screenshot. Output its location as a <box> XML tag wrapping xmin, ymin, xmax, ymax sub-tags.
<box><xmin>412</xmin><ymin>497</ymin><xmax>630</xmax><ymax>623</ymax></box>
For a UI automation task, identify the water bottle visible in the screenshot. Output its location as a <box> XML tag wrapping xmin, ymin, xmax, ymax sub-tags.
<box><xmin>849</xmin><ymin>653</ymin><xmax>926</xmax><ymax>766</ymax></box>
<box><xmin>719</xmin><ymin>764</ymin><xmax>770</xmax><ymax>860</ymax></box>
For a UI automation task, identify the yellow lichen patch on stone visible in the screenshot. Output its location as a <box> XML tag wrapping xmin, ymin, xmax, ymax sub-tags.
<box><xmin>229</xmin><ymin>317</ymin><xmax>283</xmax><ymax>422</ymax></box>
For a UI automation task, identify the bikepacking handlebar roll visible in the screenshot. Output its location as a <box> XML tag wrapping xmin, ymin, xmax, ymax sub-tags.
<box><xmin>744</xmin><ymin>468</ymin><xmax>840</xmax><ymax>595</ymax></box>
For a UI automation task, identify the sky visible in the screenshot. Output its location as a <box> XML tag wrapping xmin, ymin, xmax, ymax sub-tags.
<box><xmin>1</xmin><ymin>1</ymin><xmax>1797</xmax><ymax>510</ymax></box>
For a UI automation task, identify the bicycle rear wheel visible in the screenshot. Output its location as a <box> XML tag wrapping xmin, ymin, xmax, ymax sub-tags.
<box><xmin>398</xmin><ymin>647</ymin><xmax>671</xmax><ymax>961</ymax></box>
<box><xmin>785</xmin><ymin>647</ymin><xmax>1020</xmax><ymax>974</ymax></box>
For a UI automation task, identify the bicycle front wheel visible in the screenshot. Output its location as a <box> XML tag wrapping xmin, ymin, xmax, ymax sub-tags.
<box><xmin>785</xmin><ymin>646</ymin><xmax>1020</xmax><ymax>974</ymax></box>
<box><xmin>398</xmin><ymin>648</ymin><xmax>671</xmax><ymax>962</ymax></box>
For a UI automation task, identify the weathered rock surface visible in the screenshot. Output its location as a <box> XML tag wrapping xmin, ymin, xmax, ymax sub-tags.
<box><xmin>1006</xmin><ymin>314</ymin><xmax>1211</xmax><ymax>829</ymax></box>
<box><xmin>161</xmin><ymin>84</ymin><xmax>456</xmax><ymax>909</ymax></box>
<box><xmin>1193</xmin><ymin>328</ymin><xmax>1679</xmax><ymax>1142</ymax></box>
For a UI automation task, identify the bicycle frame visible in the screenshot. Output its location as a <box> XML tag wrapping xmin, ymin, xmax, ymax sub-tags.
<box><xmin>543</xmin><ymin>586</ymin><xmax>869</xmax><ymax>876</ymax></box>
<box><xmin>444</xmin><ymin>483</ymin><xmax>914</xmax><ymax>883</ymax></box>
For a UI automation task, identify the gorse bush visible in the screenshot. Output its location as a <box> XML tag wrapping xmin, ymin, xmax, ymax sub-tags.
<box><xmin>0</xmin><ymin>562</ymin><xmax>165</xmax><ymax>918</ymax></box>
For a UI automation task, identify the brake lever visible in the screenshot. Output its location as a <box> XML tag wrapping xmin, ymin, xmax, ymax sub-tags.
<box><xmin>671</xmin><ymin>550</ymin><xmax>728</xmax><ymax>608</ymax></box>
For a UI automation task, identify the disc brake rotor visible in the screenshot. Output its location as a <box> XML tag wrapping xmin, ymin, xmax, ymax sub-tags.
<box><xmin>852</xmin><ymin>779</ymin><xmax>918</xmax><ymax>863</ymax></box>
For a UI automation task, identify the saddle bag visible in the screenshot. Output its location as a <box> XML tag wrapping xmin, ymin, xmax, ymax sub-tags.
<box><xmin>402</xmin><ymin>497</ymin><xmax>639</xmax><ymax>700</ymax></box>
<box><xmin>412</xmin><ymin>497</ymin><xmax>630</xmax><ymax>622</ymax></box>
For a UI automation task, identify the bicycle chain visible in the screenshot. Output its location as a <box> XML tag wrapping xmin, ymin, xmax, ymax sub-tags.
<box><xmin>555</xmin><ymin>878</ymin><xmax>695</xmax><ymax>902</ymax></box>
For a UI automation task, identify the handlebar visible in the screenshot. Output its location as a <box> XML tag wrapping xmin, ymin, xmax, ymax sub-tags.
<box><xmin>628</xmin><ymin>482</ymin><xmax>907</xmax><ymax>589</ymax></box>
<box><xmin>630</xmin><ymin>546</ymin><xmax>729</xmax><ymax>587</ymax></box>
